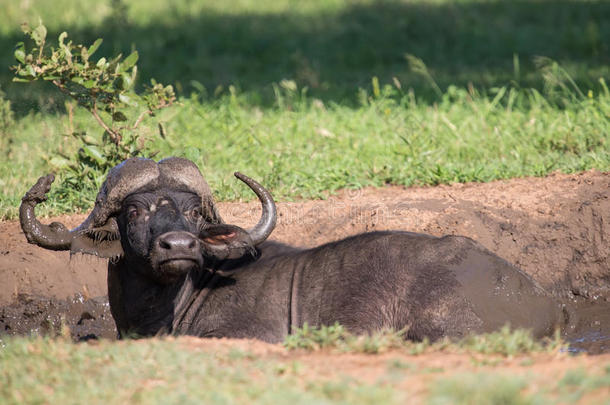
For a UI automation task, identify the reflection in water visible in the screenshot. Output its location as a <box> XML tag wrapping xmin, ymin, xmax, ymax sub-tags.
<box><xmin>563</xmin><ymin>299</ymin><xmax>610</xmax><ymax>355</ymax></box>
<box><xmin>567</xmin><ymin>331</ymin><xmax>610</xmax><ymax>354</ymax></box>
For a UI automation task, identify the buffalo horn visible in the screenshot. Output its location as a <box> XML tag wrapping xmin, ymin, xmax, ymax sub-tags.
<box><xmin>20</xmin><ymin>158</ymin><xmax>159</xmax><ymax>251</ymax></box>
<box><xmin>234</xmin><ymin>172</ymin><xmax>277</xmax><ymax>246</ymax></box>
<box><xmin>19</xmin><ymin>174</ymin><xmax>93</xmax><ymax>250</ymax></box>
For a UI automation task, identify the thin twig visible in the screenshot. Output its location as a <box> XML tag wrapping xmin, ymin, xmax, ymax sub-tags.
<box><xmin>91</xmin><ymin>101</ymin><xmax>121</xmax><ymax>145</ymax></box>
<box><xmin>66</xmin><ymin>101</ymin><xmax>74</xmax><ymax>134</ymax></box>
<box><xmin>52</xmin><ymin>80</ymin><xmax>120</xmax><ymax>143</ymax></box>
<box><xmin>52</xmin><ymin>80</ymin><xmax>66</xmax><ymax>93</ymax></box>
<box><xmin>37</xmin><ymin>38</ymin><xmax>45</xmax><ymax>64</ymax></box>
<box><xmin>132</xmin><ymin>110</ymin><xmax>151</xmax><ymax>130</ymax></box>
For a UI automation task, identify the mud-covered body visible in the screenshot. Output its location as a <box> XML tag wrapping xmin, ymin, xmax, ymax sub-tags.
<box><xmin>109</xmin><ymin>232</ymin><xmax>562</xmax><ymax>342</ymax></box>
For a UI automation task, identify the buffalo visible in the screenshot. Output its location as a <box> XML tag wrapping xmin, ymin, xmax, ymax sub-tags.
<box><xmin>20</xmin><ymin>157</ymin><xmax>564</xmax><ymax>341</ymax></box>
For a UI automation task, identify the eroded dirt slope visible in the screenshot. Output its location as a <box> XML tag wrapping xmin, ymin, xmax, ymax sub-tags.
<box><xmin>1</xmin><ymin>170</ymin><xmax>608</xmax><ymax>305</ymax></box>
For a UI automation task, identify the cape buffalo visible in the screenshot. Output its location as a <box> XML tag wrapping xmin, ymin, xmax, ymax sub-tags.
<box><xmin>20</xmin><ymin>157</ymin><xmax>564</xmax><ymax>341</ymax></box>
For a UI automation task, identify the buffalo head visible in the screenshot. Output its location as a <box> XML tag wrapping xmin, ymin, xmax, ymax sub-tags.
<box><xmin>20</xmin><ymin>157</ymin><xmax>276</xmax><ymax>283</ymax></box>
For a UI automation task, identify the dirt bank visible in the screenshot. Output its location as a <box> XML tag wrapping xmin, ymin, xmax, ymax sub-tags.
<box><xmin>0</xmin><ymin>170</ymin><xmax>608</xmax><ymax>344</ymax></box>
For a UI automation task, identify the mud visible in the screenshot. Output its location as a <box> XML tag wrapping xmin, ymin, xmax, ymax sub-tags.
<box><xmin>0</xmin><ymin>293</ymin><xmax>116</xmax><ymax>341</ymax></box>
<box><xmin>0</xmin><ymin>170</ymin><xmax>608</xmax><ymax>350</ymax></box>
<box><xmin>563</xmin><ymin>298</ymin><xmax>610</xmax><ymax>354</ymax></box>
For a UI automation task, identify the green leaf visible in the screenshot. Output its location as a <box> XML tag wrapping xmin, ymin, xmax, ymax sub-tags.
<box><xmin>58</xmin><ymin>32</ymin><xmax>70</xmax><ymax>57</ymax></box>
<box><xmin>12</xmin><ymin>77</ymin><xmax>31</xmax><ymax>82</ymax></box>
<box><xmin>131</xmin><ymin>65</ymin><xmax>138</xmax><ymax>83</ymax></box>
<box><xmin>48</xmin><ymin>156</ymin><xmax>71</xmax><ymax>169</ymax></box>
<box><xmin>32</xmin><ymin>24</ymin><xmax>47</xmax><ymax>46</ymax></box>
<box><xmin>112</xmin><ymin>111</ymin><xmax>128</xmax><ymax>122</ymax></box>
<box><xmin>113</xmin><ymin>76</ymin><xmax>125</xmax><ymax>91</ymax></box>
<box><xmin>96</xmin><ymin>57</ymin><xmax>107</xmax><ymax>68</ymax></box>
<box><xmin>71</xmin><ymin>76</ymin><xmax>84</xmax><ymax>85</ymax></box>
<box><xmin>25</xmin><ymin>65</ymin><xmax>36</xmax><ymax>78</ymax></box>
<box><xmin>80</xmin><ymin>46</ymin><xmax>89</xmax><ymax>62</ymax></box>
<box><xmin>20</xmin><ymin>22</ymin><xmax>31</xmax><ymax>35</ymax></box>
<box><xmin>87</xmin><ymin>38</ymin><xmax>103</xmax><ymax>57</ymax></box>
<box><xmin>119</xmin><ymin>94</ymin><xmax>137</xmax><ymax>106</ymax></box>
<box><xmin>83</xmin><ymin>80</ymin><xmax>96</xmax><ymax>89</ymax></box>
<box><xmin>81</xmin><ymin>135</ymin><xmax>99</xmax><ymax>145</ymax></box>
<box><xmin>119</xmin><ymin>72</ymin><xmax>133</xmax><ymax>90</ymax></box>
<box><xmin>81</xmin><ymin>145</ymin><xmax>105</xmax><ymax>165</ymax></box>
<box><xmin>107</xmin><ymin>54</ymin><xmax>122</xmax><ymax>73</ymax></box>
<box><xmin>100</xmin><ymin>81</ymin><xmax>119</xmax><ymax>94</ymax></box>
<box><xmin>14</xmin><ymin>42</ymin><xmax>25</xmax><ymax>63</ymax></box>
<box><xmin>119</xmin><ymin>51</ymin><xmax>138</xmax><ymax>73</ymax></box>
<box><xmin>64</xmin><ymin>47</ymin><xmax>73</xmax><ymax>65</ymax></box>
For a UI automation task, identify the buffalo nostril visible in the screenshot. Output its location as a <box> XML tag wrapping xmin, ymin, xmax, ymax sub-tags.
<box><xmin>157</xmin><ymin>232</ymin><xmax>199</xmax><ymax>252</ymax></box>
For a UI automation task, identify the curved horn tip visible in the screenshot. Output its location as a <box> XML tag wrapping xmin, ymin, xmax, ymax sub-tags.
<box><xmin>23</xmin><ymin>174</ymin><xmax>56</xmax><ymax>203</ymax></box>
<box><xmin>20</xmin><ymin>173</ymin><xmax>73</xmax><ymax>250</ymax></box>
<box><xmin>231</xmin><ymin>171</ymin><xmax>276</xmax><ymax>245</ymax></box>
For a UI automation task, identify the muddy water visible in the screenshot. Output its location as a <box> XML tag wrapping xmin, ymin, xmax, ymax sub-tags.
<box><xmin>0</xmin><ymin>294</ymin><xmax>116</xmax><ymax>341</ymax></box>
<box><xmin>1</xmin><ymin>294</ymin><xmax>609</xmax><ymax>354</ymax></box>
<box><xmin>562</xmin><ymin>299</ymin><xmax>610</xmax><ymax>354</ymax></box>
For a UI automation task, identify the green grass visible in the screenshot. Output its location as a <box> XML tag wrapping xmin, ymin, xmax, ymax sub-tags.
<box><xmin>456</xmin><ymin>326</ymin><xmax>566</xmax><ymax>357</ymax></box>
<box><xmin>0</xmin><ymin>336</ymin><xmax>401</xmax><ymax>405</ymax></box>
<box><xmin>1</xmin><ymin>0</ymin><xmax>608</xmax><ymax>110</ymax></box>
<box><xmin>428</xmin><ymin>373</ymin><xmax>531</xmax><ymax>405</ymax></box>
<box><xmin>429</xmin><ymin>366</ymin><xmax>610</xmax><ymax>405</ymax></box>
<box><xmin>284</xmin><ymin>323</ymin><xmax>411</xmax><ymax>354</ymax></box>
<box><xmin>284</xmin><ymin>323</ymin><xmax>566</xmax><ymax>356</ymax></box>
<box><xmin>1</xmin><ymin>78</ymin><xmax>608</xmax><ymax>218</ymax></box>
<box><xmin>0</xmin><ymin>335</ymin><xmax>607</xmax><ymax>405</ymax></box>
<box><xmin>0</xmin><ymin>0</ymin><xmax>608</xmax><ymax>219</ymax></box>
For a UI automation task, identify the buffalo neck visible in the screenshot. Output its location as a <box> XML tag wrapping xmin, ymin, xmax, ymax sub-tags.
<box><xmin>108</xmin><ymin>253</ymin><xmax>261</xmax><ymax>337</ymax></box>
<box><xmin>108</xmin><ymin>258</ymin><xmax>216</xmax><ymax>337</ymax></box>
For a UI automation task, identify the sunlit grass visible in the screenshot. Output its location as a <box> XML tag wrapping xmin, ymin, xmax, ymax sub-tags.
<box><xmin>1</xmin><ymin>77</ymin><xmax>608</xmax><ymax>218</ymax></box>
<box><xmin>0</xmin><ymin>334</ymin><xmax>606</xmax><ymax>405</ymax></box>
<box><xmin>284</xmin><ymin>323</ymin><xmax>566</xmax><ymax>356</ymax></box>
<box><xmin>0</xmin><ymin>336</ymin><xmax>402</xmax><ymax>405</ymax></box>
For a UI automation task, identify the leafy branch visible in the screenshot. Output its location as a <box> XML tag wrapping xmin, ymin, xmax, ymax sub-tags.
<box><xmin>12</xmin><ymin>21</ymin><xmax>176</xmax><ymax>205</ymax></box>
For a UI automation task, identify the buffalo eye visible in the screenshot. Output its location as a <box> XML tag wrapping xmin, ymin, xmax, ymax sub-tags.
<box><xmin>188</xmin><ymin>207</ymin><xmax>203</xmax><ymax>222</ymax></box>
<box><xmin>127</xmin><ymin>206</ymin><xmax>140</xmax><ymax>221</ymax></box>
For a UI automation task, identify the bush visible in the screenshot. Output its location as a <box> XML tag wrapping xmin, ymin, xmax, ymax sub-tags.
<box><xmin>12</xmin><ymin>22</ymin><xmax>176</xmax><ymax>204</ymax></box>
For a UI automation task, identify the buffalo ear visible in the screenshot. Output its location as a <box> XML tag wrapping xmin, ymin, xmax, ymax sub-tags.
<box><xmin>199</xmin><ymin>224</ymin><xmax>255</xmax><ymax>260</ymax></box>
<box><xmin>70</xmin><ymin>218</ymin><xmax>124</xmax><ymax>260</ymax></box>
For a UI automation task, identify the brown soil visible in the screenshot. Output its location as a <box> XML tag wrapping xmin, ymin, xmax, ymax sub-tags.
<box><xmin>1</xmin><ymin>171</ymin><xmax>609</xmax><ymax>349</ymax></box>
